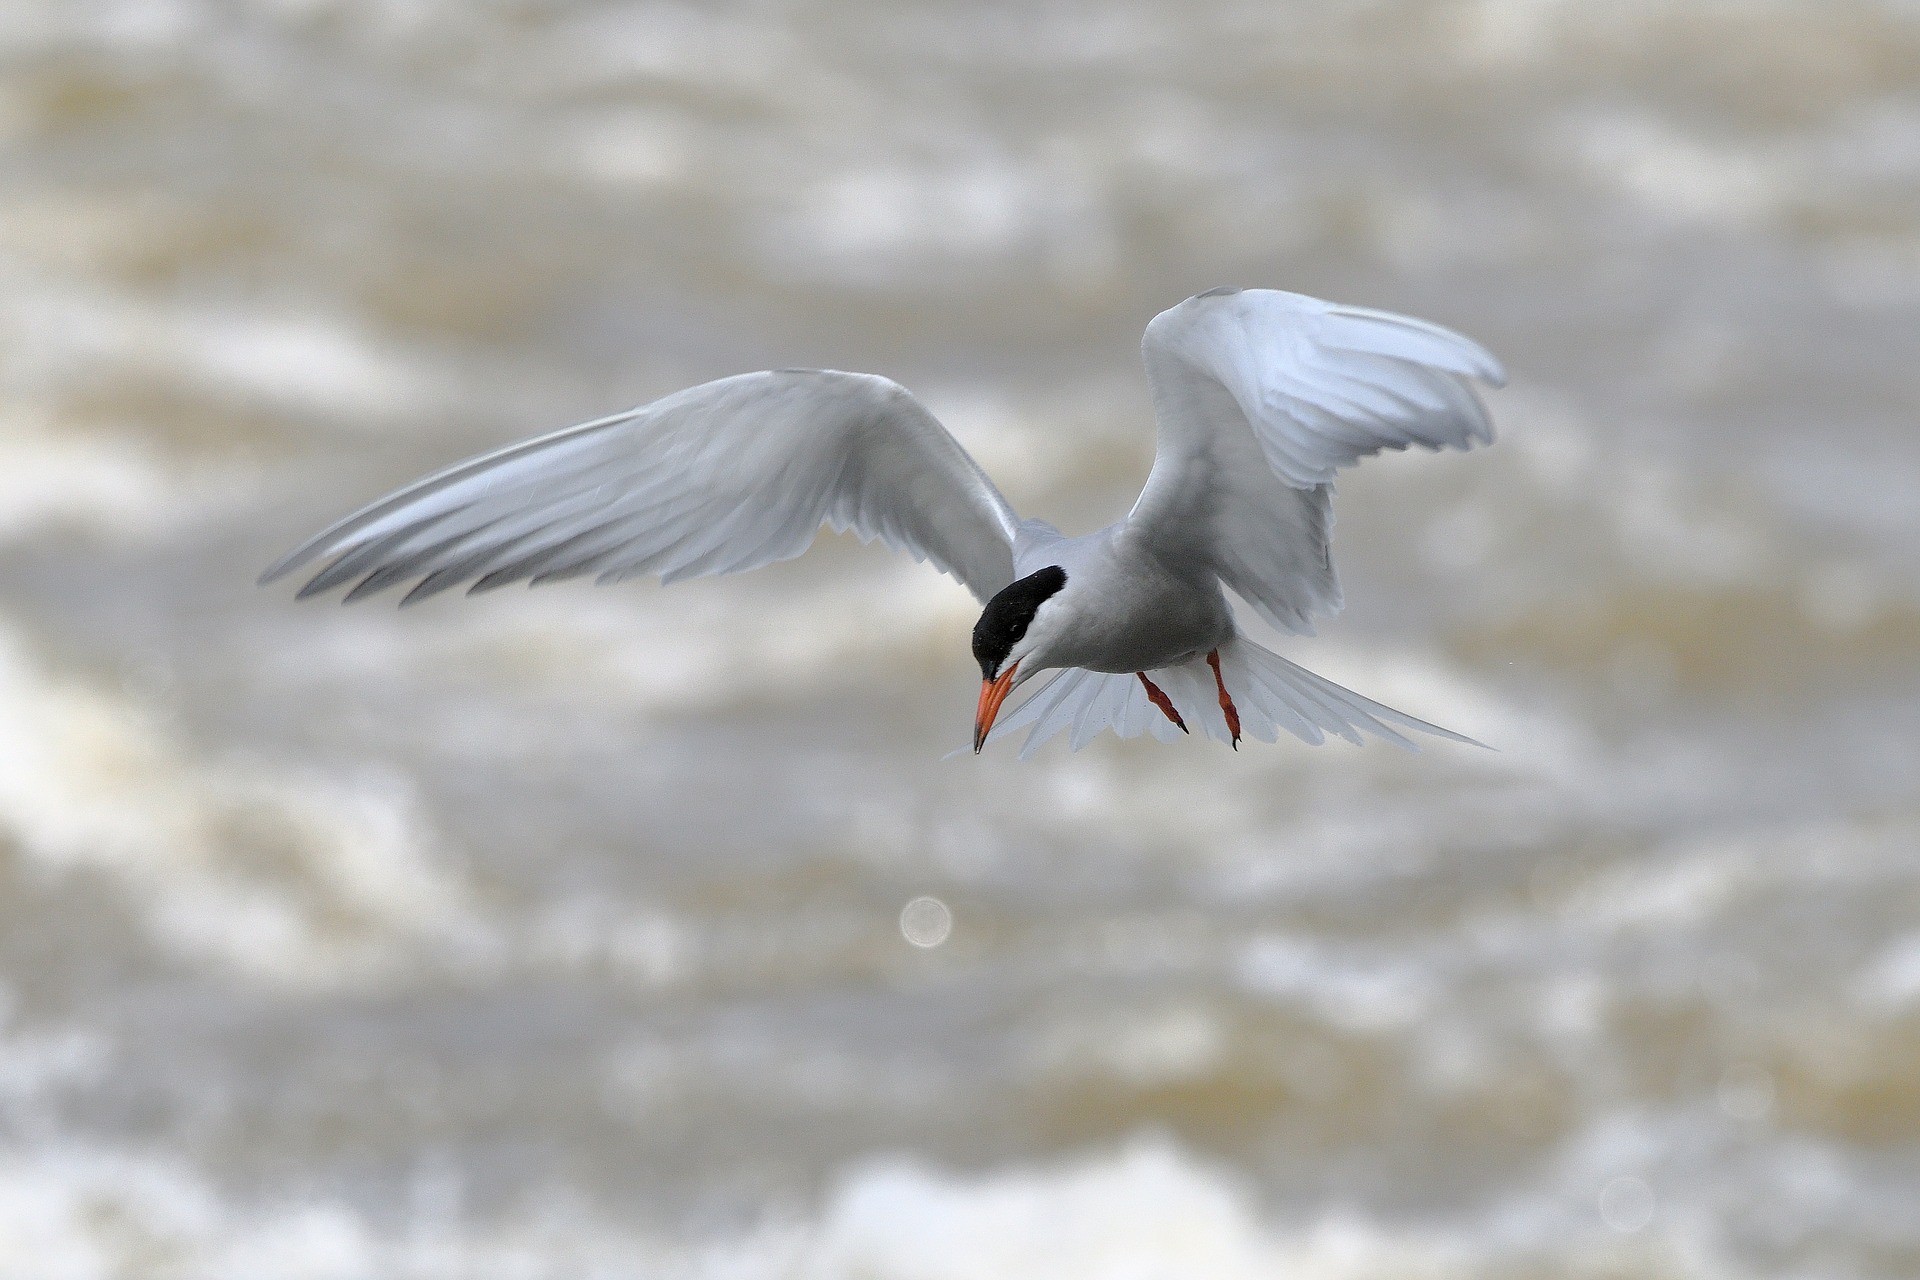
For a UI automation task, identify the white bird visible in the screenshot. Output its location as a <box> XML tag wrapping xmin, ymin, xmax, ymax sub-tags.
<box><xmin>262</xmin><ymin>287</ymin><xmax>1504</xmax><ymax>757</ymax></box>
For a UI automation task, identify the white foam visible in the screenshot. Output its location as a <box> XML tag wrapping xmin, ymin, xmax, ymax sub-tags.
<box><xmin>929</xmin><ymin>378</ymin><xmax>1148</xmax><ymax>510</ymax></box>
<box><xmin>1026</xmin><ymin>1005</ymin><xmax>1225</xmax><ymax>1088</ymax></box>
<box><xmin>0</xmin><ymin>621</ymin><xmax>491</xmax><ymax>989</ymax></box>
<box><xmin>1236</xmin><ymin>935</ymin><xmax>1440</xmax><ymax>1033</ymax></box>
<box><xmin>0</xmin><ymin>1127</ymin><xmax>1820</xmax><ymax>1279</ymax></box>
<box><xmin>1583</xmin><ymin>820</ymin><xmax>1913</xmax><ymax>937</ymax></box>
<box><xmin>0</xmin><ymin>1141</ymin><xmax>672</xmax><ymax>1280</ymax></box>
<box><xmin>807</xmin><ymin>1140</ymin><xmax>1286</xmax><ymax>1280</ymax></box>
<box><xmin>522</xmin><ymin>895</ymin><xmax>693</xmax><ymax>989</ymax></box>
<box><xmin>168</xmin><ymin>308</ymin><xmax>439</xmax><ymax>421</ymax></box>
<box><xmin>0</xmin><ymin>412</ymin><xmax>239</xmax><ymax>543</ymax></box>
<box><xmin>1560</xmin><ymin>107</ymin><xmax>1794</xmax><ymax>227</ymax></box>
<box><xmin>0</xmin><ymin>262</ymin><xmax>443</xmax><ymax>425</ymax></box>
<box><xmin>0</xmin><ymin>991</ymin><xmax>111</xmax><ymax>1112</ymax></box>
<box><xmin>555</xmin><ymin>108</ymin><xmax>697</xmax><ymax>188</ymax></box>
<box><xmin>790</xmin><ymin>1136</ymin><xmax>1742</xmax><ymax>1280</ymax></box>
<box><xmin>548</xmin><ymin>3</ymin><xmax>795</xmax><ymax>95</ymax></box>
<box><xmin>759</xmin><ymin>158</ymin><xmax>1110</xmax><ymax>288</ymax></box>
<box><xmin>1853</xmin><ymin>931</ymin><xmax>1920</xmax><ymax>1010</ymax></box>
<box><xmin>0</xmin><ymin>0</ymin><xmax>203</xmax><ymax>54</ymax></box>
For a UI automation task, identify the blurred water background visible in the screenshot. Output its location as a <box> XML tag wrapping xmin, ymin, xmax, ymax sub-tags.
<box><xmin>4</xmin><ymin>1</ymin><xmax>1920</xmax><ymax>1276</ymax></box>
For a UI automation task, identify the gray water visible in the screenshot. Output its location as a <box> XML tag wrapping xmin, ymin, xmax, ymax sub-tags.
<box><xmin>4</xmin><ymin>2</ymin><xmax>1920</xmax><ymax>1276</ymax></box>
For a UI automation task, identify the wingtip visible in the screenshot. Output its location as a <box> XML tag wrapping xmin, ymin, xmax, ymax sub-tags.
<box><xmin>1456</xmin><ymin>346</ymin><xmax>1507</xmax><ymax>390</ymax></box>
<box><xmin>1421</xmin><ymin>723</ymin><xmax>1493</xmax><ymax>751</ymax></box>
<box><xmin>397</xmin><ymin>576</ymin><xmax>453</xmax><ymax>607</ymax></box>
<box><xmin>256</xmin><ymin>550</ymin><xmax>307</xmax><ymax>588</ymax></box>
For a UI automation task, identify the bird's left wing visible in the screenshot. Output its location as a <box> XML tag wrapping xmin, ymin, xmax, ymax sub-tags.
<box><xmin>1127</xmin><ymin>288</ymin><xmax>1505</xmax><ymax>633</ymax></box>
<box><xmin>261</xmin><ymin>369</ymin><xmax>1022</xmax><ymax>605</ymax></box>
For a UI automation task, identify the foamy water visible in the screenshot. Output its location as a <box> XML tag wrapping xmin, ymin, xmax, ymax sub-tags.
<box><xmin>3</xmin><ymin>2</ymin><xmax>1919</xmax><ymax>1276</ymax></box>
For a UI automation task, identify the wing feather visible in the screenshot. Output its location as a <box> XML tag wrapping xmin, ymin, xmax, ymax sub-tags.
<box><xmin>1129</xmin><ymin>288</ymin><xmax>1504</xmax><ymax>633</ymax></box>
<box><xmin>262</xmin><ymin>369</ymin><xmax>1022</xmax><ymax>605</ymax></box>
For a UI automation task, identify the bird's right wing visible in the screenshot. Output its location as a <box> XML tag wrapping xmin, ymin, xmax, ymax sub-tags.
<box><xmin>261</xmin><ymin>369</ymin><xmax>1022</xmax><ymax>605</ymax></box>
<box><xmin>1128</xmin><ymin>288</ymin><xmax>1505</xmax><ymax>633</ymax></box>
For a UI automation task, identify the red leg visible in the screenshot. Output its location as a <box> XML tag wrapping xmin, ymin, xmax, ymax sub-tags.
<box><xmin>1136</xmin><ymin>672</ymin><xmax>1187</xmax><ymax>734</ymax></box>
<box><xmin>1206</xmin><ymin>649</ymin><xmax>1241</xmax><ymax>749</ymax></box>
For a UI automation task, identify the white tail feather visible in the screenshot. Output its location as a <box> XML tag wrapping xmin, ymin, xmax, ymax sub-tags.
<box><xmin>983</xmin><ymin>636</ymin><xmax>1483</xmax><ymax>759</ymax></box>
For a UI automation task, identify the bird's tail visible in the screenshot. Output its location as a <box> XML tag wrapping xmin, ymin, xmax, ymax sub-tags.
<box><xmin>982</xmin><ymin>635</ymin><xmax>1482</xmax><ymax>759</ymax></box>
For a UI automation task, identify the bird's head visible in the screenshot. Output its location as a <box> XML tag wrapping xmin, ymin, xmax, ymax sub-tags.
<box><xmin>971</xmin><ymin>565</ymin><xmax>1067</xmax><ymax>752</ymax></box>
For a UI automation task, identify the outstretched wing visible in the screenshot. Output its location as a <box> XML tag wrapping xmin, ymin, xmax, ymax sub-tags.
<box><xmin>1128</xmin><ymin>288</ymin><xmax>1505</xmax><ymax>634</ymax></box>
<box><xmin>261</xmin><ymin>369</ymin><xmax>1022</xmax><ymax>606</ymax></box>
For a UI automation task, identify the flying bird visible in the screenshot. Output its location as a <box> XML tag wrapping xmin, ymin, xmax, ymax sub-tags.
<box><xmin>262</xmin><ymin>287</ymin><xmax>1504</xmax><ymax>757</ymax></box>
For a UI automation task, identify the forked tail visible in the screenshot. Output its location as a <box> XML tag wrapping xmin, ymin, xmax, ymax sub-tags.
<box><xmin>982</xmin><ymin>635</ymin><xmax>1483</xmax><ymax>759</ymax></box>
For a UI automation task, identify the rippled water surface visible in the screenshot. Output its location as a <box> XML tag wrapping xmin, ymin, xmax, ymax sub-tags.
<box><xmin>4</xmin><ymin>2</ymin><xmax>1920</xmax><ymax>1276</ymax></box>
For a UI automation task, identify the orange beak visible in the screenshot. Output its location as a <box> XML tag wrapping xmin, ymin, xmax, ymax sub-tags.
<box><xmin>973</xmin><ymin>661</ymin><xmax>1020</xmax><ymax>753</ymax></box>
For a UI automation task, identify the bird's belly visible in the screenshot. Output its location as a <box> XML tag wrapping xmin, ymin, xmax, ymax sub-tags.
<box><xmin>1055</xmin><ymin>576</ymin><xmax>1233</xmax><ymax>674</ymax></box>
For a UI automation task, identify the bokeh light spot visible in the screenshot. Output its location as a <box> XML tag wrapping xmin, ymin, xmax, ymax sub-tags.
<box><xmin>1599</xmin><ymin>1176</ymin><xmax>1656</xmax><ymax>1233</ymax></box>
<box><xmin>899</xmin><ymin>896</ymin><xmax>953</xmax><ymax>948</ymax></box>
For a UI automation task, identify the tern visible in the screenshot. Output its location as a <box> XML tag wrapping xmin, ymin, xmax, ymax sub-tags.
<box><xmin>262</xmin><ymin>287</ymin><xmax>1504</xmax><ymax>757</ymax></box>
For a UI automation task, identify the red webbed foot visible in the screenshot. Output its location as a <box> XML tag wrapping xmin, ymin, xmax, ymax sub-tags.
<box><xmin>1136</xmin><ymin>672</ymin><xmax>1188</xmax><ymax>733</ymax></box>
<box><xmin>1206</xmin><ymin>649</ymin><xmax>1241</xmax><ymax>749</ymax></box>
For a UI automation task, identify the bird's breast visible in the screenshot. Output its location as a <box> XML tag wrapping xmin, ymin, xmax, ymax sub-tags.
<box><xmin>1045</xmin><ymin>550</ymin><xmax>1233</xmax><ymax>674</ymax></box>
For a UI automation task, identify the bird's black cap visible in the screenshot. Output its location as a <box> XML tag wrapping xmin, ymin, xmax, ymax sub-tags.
<box><xmin>972</xmin><ymin>566</ymin><xmax>1066</xmax><ymax>679</ymax></box>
